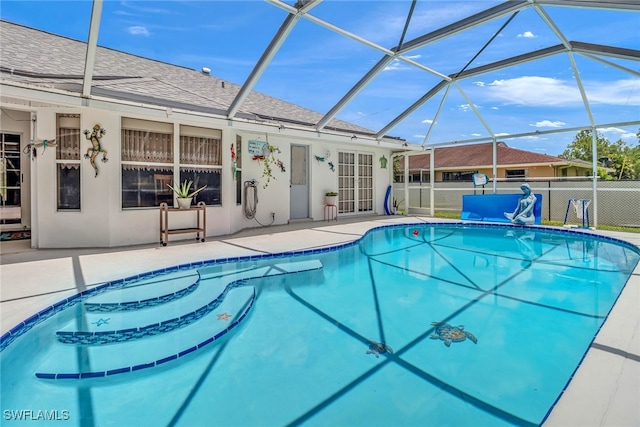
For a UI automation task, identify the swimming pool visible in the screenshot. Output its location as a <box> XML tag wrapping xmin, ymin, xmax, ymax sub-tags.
<box><xmin>1</xmin><ymin>223</ymin><xmax>638</xmax><ymax>426</ymax></box>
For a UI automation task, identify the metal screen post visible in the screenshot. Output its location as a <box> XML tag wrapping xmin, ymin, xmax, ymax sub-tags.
<box><xmin>430</xmin><ymin>147</ymin><xmax>435</xmax><ymax>217</ymax></box>
<box><xmin>591</xmin><ymin>128</ymin><xmax>598</xmax><ymax>228</ymax></box>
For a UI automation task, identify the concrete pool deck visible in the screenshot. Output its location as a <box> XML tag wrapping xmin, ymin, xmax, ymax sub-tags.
<box><xmin>1</xmin><ymin>215</ymin><xmax>638</xmax><ymax>426</ymax></box>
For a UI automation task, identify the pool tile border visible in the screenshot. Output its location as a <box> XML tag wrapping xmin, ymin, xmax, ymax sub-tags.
<box><xmin>2</xmin><ymin>221</ymin><xmax>638</xmax><ymax>354</ymax></box>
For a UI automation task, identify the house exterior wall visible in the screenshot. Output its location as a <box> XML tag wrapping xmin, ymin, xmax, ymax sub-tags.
<box><xmin>2</xmin><ymin>102</ymin><xmax>393</xmax><ymax>248</ymax></box>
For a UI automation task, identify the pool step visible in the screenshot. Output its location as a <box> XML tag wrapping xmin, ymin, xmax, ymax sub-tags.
<box><xmin>55</xmin><ymin>267</ymin><xmax>269</xmax><ymax>342</ymax></box>
<box><xmin>36</xmin><ymin>259</ymin><xmax>323</xmax><ymax>379</ymax></box>
<box><xmin>35</xmin><ymin>286</ymin><xmax>255</xmax><ymax>380</ymax></box>
<box><xmin>83</xmin><ymin>272</ymin><xmax>199</xmax><ymax>313</ymax></box>
<box><xmin>55</xmin><ymin>260</ymin><xmax>323</xmax><ymax>343</ymax></box>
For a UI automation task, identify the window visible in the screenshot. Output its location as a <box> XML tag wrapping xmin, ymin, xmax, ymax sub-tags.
<box><xmin>120</xmin><ymin>119</ymin><xmax>224</xmax><ymax>208</ymax></box>
<box><xmin>179</xmin><ymin>125</ymin><xmax>222</xmax><ymax>206</ymax></box>
<box><xmin>505</xmin><ymin>169</ymin><xmax>527</xmax><ymax>179</ymax></box>
<box><xmin>121</xmin><ymin>118</ymin><xmax>174</xmax><ymax>208</ymax></box>
<box><xmin>410</xmin><ymin>171</ymin><xmax>430</xmax><ymax>183</ymax></box>
<box><xmin>442</xmin><ymin>170</ymin><xmax>477</xmax><ymax>182</ymax></box>
<box><xmin>56</xmin><ymin>114</ymin><xmax>81</xmax><ymax>210</ymax></box>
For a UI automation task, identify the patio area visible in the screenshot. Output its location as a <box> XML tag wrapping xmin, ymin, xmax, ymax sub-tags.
<box><xmin>1</xmin><ymin>214</ymin><xmax>638</xmax><ymax>426</ymax></box>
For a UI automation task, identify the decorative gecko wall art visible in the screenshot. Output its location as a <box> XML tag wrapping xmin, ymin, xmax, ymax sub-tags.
<box><xmin>83</xmin><ymin>124</ymin><xmax>108</xmax><ymax>177</ymax></box>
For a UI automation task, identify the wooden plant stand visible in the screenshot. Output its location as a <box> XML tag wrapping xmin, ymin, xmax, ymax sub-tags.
<box><xmin>159</xmin><ymin>201</ymin><xmax>206</xmax><ymax>246</ymax></box>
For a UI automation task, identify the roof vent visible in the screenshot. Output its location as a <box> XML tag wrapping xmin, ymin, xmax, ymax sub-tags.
<box><xmin>201</xmin><ymin>67</ymin><xmax>211</xmax><ymax>75</ymax></box>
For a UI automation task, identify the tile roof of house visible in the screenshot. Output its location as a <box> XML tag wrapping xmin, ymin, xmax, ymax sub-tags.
<box><xmin>407</xmin><ymin>142</ymin><xmax>592</xmax><ymax>170</ymax></box>
<box><xmin>0</xmin><ymin>21</ymin><xmax>395</xmax><ymax>140</ymax></box>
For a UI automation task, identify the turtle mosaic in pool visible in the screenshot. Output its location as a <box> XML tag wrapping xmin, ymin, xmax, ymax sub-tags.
<box><xmin>429</xmin><ymin>322</ymin><xmax>478</xmax><ymax>347</ymax></box>
<box><xmin>1</xmin><ymin>223</ymin><xmax>638</xmax><ymax>426</ymax></box>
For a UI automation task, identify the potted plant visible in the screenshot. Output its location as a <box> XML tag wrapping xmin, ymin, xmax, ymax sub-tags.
<box><xmin>325</xmin><ymin>191</ymin><xmax>338</xmax><ymax>206</ymax></box>
<box><xmin>168</xmin><ymin>180</ymin><xmax>207</xmax><ymax>209</ymax></box>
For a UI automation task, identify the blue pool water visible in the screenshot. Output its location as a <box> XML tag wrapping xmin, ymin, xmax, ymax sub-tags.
<box><xmin>1</xmin><ymin>223</ymin><xmax>639</xmax><ymax>426</ymax></box>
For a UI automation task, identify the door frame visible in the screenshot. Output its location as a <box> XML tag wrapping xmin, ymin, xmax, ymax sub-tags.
<box><xmin>289</xmin><ymin>143</ymin><xmax>310</xmax><ymax>220</ymax></box>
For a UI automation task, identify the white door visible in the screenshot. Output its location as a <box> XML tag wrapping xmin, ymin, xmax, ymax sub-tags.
<box><xmin>338</xmin><ymin>151</ymin><xmax>373</xmax><ymax>214</ymax></box>
<box><xmin>289</xmin><ymin>144</ymin><xmax>309</xmax><ymax>219</ymax></box>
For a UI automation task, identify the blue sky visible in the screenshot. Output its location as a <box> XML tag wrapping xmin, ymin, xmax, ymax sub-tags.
<box><xmin>2</xmin><ymin>0</ymin><xmax>638</xmax><ymax>156</ymax></box>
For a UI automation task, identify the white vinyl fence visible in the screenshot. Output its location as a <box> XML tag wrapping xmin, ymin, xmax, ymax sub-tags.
<box><xmin>395</xmin><ymin>178</ymin><xmax>640</xmax><ymax>228</ymax></box>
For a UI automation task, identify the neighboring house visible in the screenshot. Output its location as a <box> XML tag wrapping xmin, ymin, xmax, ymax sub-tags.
<box><xmin>0</xmin><ymin>21</ymin><xmax>408</xmax><ymax>248</ymax></box>
<box><xmin>396</xmin><ymin>142</ymin><xmax>593</xmax><ymax>183</ymax></box>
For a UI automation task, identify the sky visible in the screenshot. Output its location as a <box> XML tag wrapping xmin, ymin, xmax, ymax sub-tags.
<box><xmin>1</xmin><ymin>0</ymin><xmax>639</xmax><ymax>156</ymax></box>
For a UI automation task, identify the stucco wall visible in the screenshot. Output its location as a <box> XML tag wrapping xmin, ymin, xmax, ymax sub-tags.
<box><xmin>3</xmin><ymin>104</ymin><xmax>392</xmax><ymax>248</ymax></box>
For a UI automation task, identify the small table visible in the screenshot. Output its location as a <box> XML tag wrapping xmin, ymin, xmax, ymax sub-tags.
<box><xmin>324</xmin><ymin>204</ymin><xmax>337</xmax><ymax>222</ymax></box>
<box><xmin>159</xmin><ymin>202</ymin><xmax>206</xmax><ymax>246</ymax></box>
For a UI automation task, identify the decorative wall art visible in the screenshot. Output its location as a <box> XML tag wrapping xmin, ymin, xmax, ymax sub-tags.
<box><xmin>380</xmin><ymin>155</ymin><xmax>388</xmax><ymax>169</ymax></box>
<box><xmin>316</xmin><ymin>150</ymin><xmax>334</xmax><ymax>172</ymax></box>
<box><xmin>23</xmin><ymin>138</ymin><xmax>57</xmax><ymax>159</ymax></box>
<box><xmin>249</xmin><ymin>139</ymin><xmax>286</xmax><ymax>188</ymax></box>
<box><xmin>83</xmin><ymin>124</ymin><xmax>108</xmax><ymax>177</ymax></box>
<box><xmin>230</xmin><ymin>143</ymin><xmax>238</xmax><ymax>180</ymax></box>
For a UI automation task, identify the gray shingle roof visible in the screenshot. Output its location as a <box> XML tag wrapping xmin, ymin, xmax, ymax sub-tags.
<box><xmin>0</xmin><ymin>20</ymin><xmax>392</xmax><ymax>138</ymax></box>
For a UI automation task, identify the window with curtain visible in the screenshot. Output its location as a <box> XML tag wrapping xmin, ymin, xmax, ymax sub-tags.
<box><xmin>56</xmin><ymin>114</ymin><xmax>81</xmax><ymax>210</ymax></box>
<box><xmin>179</xmin><ymin>125</ymin><xmax>222</xmax><ymax>207</ymax></box>
<box><xmin>121</xmin><ymin>118</ymin><xmax>174</xmax><ymax>208</ymax></box>
<box><xmin>120</xmin><ymin>120</ymin><xmax>223</xmax><ymax>208</ymax></box>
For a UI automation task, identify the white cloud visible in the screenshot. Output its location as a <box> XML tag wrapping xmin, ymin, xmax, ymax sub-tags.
<box><xmin>481</xmin><ymin>76</ymin><xmax>640</xmax><ymax>106</ymax></box>
<box><xmin>383</xmin><ymin>58</ymin><xmax>411</xmax><ymax>72</ymax></box>
<box><xmin>490</xmin><ymin>106</ymin><xmax>499</xmax><ymax>110</ymax></box>
<box><xmin>597</xmin><ymin>126</ymin><xmax>626</xmax><ymax>133</ymax></box>
<box><xmin>471</xmin><ymin>133</ymin><xmax>482</xmax><ymax>137</ymax></box>
<box><xmin>517</xmin><ymin>31</ymin><xmax>537</xmax><ymax>38</ymax></box>
<box><xmin>422</xmin><ymin>119</ymin><xmax>434</xmax><ymax>124</ymax></box>
<box><xmin>585</xmin><ymin>80</ymin><xmax>640</xmax><ymax>105</ymax></box>
<box><xmin>458</xmin><ymin>104</ymin><xmax>479</xmax><ymax>112</ymax></box>
<box><xmin>127</xmin><ymin>26</ymin><xmax>149</xmax><ymax>36</ymax></box>
<box><xmin>474</xmin><ymin>81</ymin><xmax>485</xmax><ymax>87</ymax></box>
<box><xmin>531</xmin><ymin>120</ymin><xmax>566</xmax><ymax>128</ymax></box>
<box><xmin>597</xmin><ymin>127</ymin><xmax>637</xmax><ymax>140</ymax></box>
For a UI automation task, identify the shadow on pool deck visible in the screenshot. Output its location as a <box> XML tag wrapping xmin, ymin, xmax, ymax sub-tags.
<box><xmin>1</xmin><ymin>215</ymin><xmax>638</xmax><ymax>427</ymax></box>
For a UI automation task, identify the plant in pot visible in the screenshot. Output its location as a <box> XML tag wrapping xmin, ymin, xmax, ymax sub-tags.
<box><xmin>325</xmin><ymin>191</ymin><xmax>338</xmax><ymax>206</ymax></box>
<box><xmin>167</xmin><ymin>180</ymin><xmax>207</xmax><ymax>209</ymax></box>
